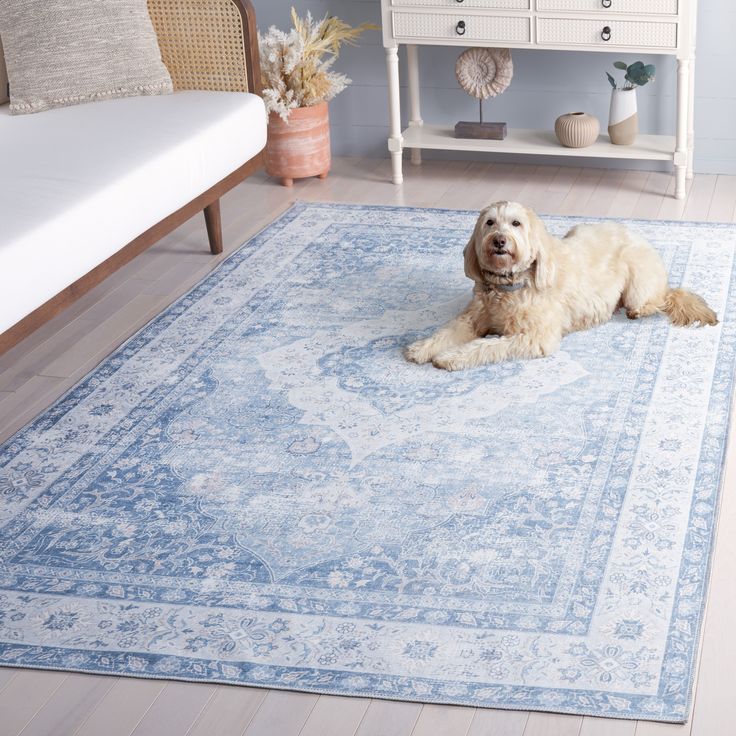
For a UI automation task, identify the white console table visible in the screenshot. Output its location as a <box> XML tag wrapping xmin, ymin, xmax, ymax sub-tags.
<box><xmin>380</xmin><ymin>0</ymin><xmax>697</xmax><ymax>199</ymax></box>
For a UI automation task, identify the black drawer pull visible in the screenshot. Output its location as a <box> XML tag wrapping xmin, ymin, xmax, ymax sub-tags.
<box><xmin>456</xmin><ymin>0</ymin><xmax>465</xmax><ymax>3</ymax></box>
<box><xmin>602</xmin><ymin>0</ymin><xmax>612</xmax><ymax>7</ymax></box>
<box><xmin>456</xmin><ymin>20</ymin><xmax>466</xmax><ymax>35</ymax></box>
<box><xmin>601</xmin><ymin>25</ymin><xmax>611</xmax><ymax>41</ymax></box>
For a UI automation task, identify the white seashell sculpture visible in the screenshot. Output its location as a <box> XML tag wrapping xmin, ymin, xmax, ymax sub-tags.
<box><xmin>455</xmin><ymin>47</ymin><xmax>513</xmax><ymax>101</ymax></box>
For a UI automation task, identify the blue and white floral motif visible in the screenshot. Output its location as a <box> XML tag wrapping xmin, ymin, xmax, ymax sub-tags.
<box><xmin>0</xmin><ymin>203</ymin><xmax>735</xmax><ymax>724</ymax></box>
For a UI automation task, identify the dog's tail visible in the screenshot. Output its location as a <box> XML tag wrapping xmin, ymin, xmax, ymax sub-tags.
<box><xmin>660</xmin><ymin>288</ymin><xmax>718</xmax><ymax>327</ymax></box>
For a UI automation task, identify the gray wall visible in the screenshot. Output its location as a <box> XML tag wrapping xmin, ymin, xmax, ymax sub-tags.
<box><xmin>253</xmin><ymin>0</ymin><xmax>736</xmax><ymax>174</ymax></box>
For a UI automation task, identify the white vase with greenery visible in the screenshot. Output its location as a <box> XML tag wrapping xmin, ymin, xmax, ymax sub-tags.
<box><xmin>606</xmin><ymin>61</ymin><xmax>656</xmax><ymax>145</ymax></box>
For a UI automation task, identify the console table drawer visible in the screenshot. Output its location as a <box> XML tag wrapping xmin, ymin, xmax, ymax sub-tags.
<box><xmin>537</xmin><ymin>17</ymin><xmax>677</xmax><ymax>48</ymax></box>
<box><xmin>537</xmin><ymin>0</ymin><xmax>677</xmax><ymax>14</ymax></box>
<box><xmin>392</xmin><ymin>12</ymin><xmax>531</xmax><ymax>43</ymax></box>
<box><xmin>392</xmin><ymin>0</ymin><xmax>530</xmax><ymax>9</ymax></box>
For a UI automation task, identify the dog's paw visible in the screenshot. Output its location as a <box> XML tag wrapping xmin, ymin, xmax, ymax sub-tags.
<box><xmin>432</xmin><ymin>349</ymin><xmax>469</xmax><ymax>372</ymax></box>
<box><xmin>404</xmin><ymin>338</ymin><xmax>436</xmax><ymax>364</ymax></box>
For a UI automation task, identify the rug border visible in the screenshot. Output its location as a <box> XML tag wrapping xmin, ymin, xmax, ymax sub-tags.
<box><xmin>666</xmin><ymin>272</ymin><xmax>736</xmax><ymax>724</ymax></box>
<box><xmin>0</xmin><ymin>656</ymin><xmax>684</xmax><ymax>722</ymax></box>
<box><xmin>288</xmin><ymin>199</ymin><xmax>736</xmax><ymax>230</ymax></box>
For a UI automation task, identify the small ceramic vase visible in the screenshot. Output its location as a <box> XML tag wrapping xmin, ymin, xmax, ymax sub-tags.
<box><xmin>608</xmin><ymin>88</ymin><xmax>638</xmax><ymax>145</ymax></box>
<box><xmin>554</xmin><ymin>112</ymin><xmax>600</xmax><ymax>148</ymax></box>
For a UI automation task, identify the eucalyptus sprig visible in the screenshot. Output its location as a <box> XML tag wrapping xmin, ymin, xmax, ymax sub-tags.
<box><xmin>606</xmin><ymin>61</ymin><xmax>656</xmax><ymax>90</ymax></box>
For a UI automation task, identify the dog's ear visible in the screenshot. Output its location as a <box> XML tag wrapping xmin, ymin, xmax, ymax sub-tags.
<box><xmin>527</xmin><ymin>208</ymin><xmax>556</xmax><ymax>290</ymax></box>
<box><xmin>463</xmin><ymin>213</ymin><xmax>485</xmax><ymax>284</ymax></box>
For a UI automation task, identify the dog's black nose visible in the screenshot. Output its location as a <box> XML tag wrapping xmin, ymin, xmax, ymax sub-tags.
<box><xmin>493</xmin><ymin>235</ymin><xmax>507</xmax><ymax>248</ymax></box>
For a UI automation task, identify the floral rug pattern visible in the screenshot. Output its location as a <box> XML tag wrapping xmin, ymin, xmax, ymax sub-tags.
<box><xmin>1</xmin><ymin>203</ymin><xmax>735</xmax><ymax>722</ymax></box>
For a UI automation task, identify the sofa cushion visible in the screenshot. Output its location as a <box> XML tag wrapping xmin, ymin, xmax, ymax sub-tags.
<box><xmin>0</xmin><ymin>90</ymin><xmax>266</xmax><ymax>333</ymax></box>
<box><xmin>0</xmin><ymin>0</ymin><xmax>172</xmax><ymax>115</ymax></box>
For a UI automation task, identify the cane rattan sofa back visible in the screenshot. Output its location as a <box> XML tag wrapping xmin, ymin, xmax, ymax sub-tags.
<box><xmin>147</xmin><ymin>0</ymin><xmax>261</xmax><ymax>94</ymax></box>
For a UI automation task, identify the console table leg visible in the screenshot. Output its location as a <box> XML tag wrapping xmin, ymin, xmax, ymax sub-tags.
<box><xmin>386</xmin><ymin>45</ymin><xmax>404</xmax><ymax>184</ymax></box>
<box><xmin>407</xmin><ymin>44</ymin><xmax>423</xmax><ymax>166</ymax></box>
<box><xmin>675</xmin><ymin>166</ymin><xmax>687</xmax><ymax>200</ymax></box>
<box><xmin>686</xmin><ymin>55</ymin><xmax>695</xmax><ymax>180</ymax></box>
<box><xmin>675</xmin><ymin>58</ymin><xmax>690</xmax><ymax>200</ymax></box>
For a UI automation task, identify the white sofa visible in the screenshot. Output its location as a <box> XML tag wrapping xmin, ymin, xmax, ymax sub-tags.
<box><xmin>0</xmin><ymin>0</ymin><xmax>266</xmax><ymax>350</ymax></box>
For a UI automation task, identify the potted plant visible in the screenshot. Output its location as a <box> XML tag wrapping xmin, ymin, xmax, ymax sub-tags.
<box><xmin>605</xmin><ymin>60</ymin><xmax>656</xmax><ymax>145</ymax></box>
<box><xmin>259</xmin><ymin>9</ymin><xmax>375</xmax><ymax>187</ymax></box>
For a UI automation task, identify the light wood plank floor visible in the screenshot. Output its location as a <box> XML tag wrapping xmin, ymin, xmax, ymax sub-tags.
<box><xmin>1</xmin><ymin>159</ymin><xmax>735</xmax><ymax>736</ymax></box>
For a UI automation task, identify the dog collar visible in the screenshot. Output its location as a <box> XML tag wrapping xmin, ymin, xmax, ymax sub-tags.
<box><xmin>481</xmin><ymin>274</ymin><xmax>530</xmax><ymax>293</ymax></box>
<box><xmin>490</xmin><ymin>281</ymin><xmax>529</xmax><ymax>293</ymax></box>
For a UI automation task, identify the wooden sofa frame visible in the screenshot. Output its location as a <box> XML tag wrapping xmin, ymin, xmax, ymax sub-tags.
<box><xmin>0</xmin><ymin>0</ymin><xmax>263</xmax><ymax>355</ymax></box>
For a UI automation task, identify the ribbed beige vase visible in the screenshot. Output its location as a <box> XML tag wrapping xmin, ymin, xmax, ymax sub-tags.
<box><xmin>554</xmin><ymin>112</ymin><xmax>600</xmax><ymax>148</ymax></box>
<box><xmin>265</xmin><ymin>102</ymin><xmax>331</xmax><ymax>187</ymax></box>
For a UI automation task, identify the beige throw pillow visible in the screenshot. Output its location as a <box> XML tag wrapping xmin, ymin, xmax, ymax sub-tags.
<box><xmin>0</xmin><ymin>0</ymin><xmax>173</xmax><ymax>115</ymax></box>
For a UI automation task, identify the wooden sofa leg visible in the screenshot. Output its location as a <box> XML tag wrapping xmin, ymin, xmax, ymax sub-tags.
<box><xmin>204</xmin><ymin>199</ymin><xmax>223</xmax><ymax>255</ymax></box>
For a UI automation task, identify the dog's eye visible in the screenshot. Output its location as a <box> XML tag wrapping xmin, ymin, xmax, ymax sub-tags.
<box><xmin>486</xmin><ymin>219</ymin><xmax>495</xmax><ymax>227</ymax></box>
<box><xmin>512</xmin><ymin>220</ymin><xmax>522</xmax><ymax>227</ymax></box>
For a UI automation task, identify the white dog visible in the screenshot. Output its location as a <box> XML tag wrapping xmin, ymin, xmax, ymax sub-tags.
<box><xmin>406</xmin><ymin>201</ymin><xmax>717</xmax><ymax>371</ymax></box>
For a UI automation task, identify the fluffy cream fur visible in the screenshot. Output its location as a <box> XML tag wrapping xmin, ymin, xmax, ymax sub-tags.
<box><xmin>406</xmin><ymin>201</ymin><xmax>718</xmax><ymax>371</ymax></box>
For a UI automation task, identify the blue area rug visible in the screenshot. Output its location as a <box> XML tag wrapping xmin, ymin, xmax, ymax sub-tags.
<box><xmin>1</xmin><ymin>203</ymin><xmax>735</xmax><ymax>722</ymax></box>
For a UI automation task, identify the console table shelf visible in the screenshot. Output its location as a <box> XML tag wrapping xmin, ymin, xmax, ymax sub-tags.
<box><xmin>380</xmin><ymin>0</ymin><xmax>697</xmax><ymax>199</ymax></box>
<box><xmin>402</xmin><ymin>124</ymin><xmax>676</xmax><ymax>161</ymax></box>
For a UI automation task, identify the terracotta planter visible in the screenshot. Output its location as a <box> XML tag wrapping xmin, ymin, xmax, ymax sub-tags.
<box><xmin>265</xmin><ymin>102</ymin><xmax>331</xmax><ymax>187</ymax></box>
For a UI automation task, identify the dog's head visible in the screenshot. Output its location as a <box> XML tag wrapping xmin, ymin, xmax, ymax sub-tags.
<box><xmin>463</xmin><ymin>201</ymin><xmax>556</xmax><ymax>289</ymax></box>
